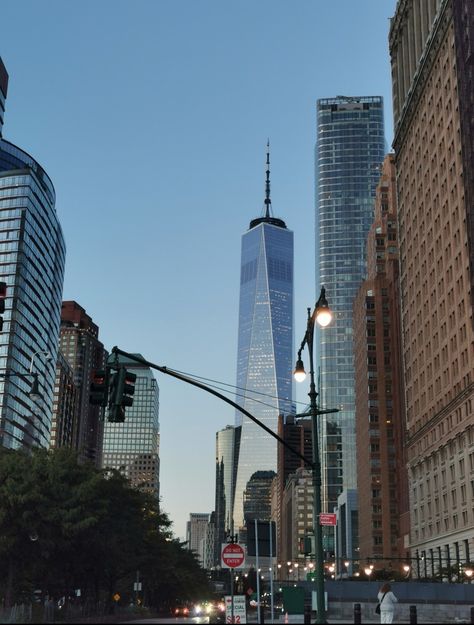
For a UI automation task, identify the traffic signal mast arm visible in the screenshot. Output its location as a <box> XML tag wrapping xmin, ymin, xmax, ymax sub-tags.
<box><xmin>110</xmin><ymin>346</ymin><xmax>311</xmax><ymax>467</ymax></box>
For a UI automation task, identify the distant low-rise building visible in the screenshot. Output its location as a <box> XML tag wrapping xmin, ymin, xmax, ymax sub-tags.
<box><xmin>281</xmin><ymin>467</ymin><xmax>314</xmax><ymax>566</ymax></box>
<box><xmin>187</xmin><ymin>513</ymin><xmax>211</xmax><ymax>565</ymax></box>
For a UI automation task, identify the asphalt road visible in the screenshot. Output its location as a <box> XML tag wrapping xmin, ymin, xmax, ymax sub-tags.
<box><xmin>122</xmin><ymin>619</ymin><xmax>211</xmax><ymax>624</ymax></box>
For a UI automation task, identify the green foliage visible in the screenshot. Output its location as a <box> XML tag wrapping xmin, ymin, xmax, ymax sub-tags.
<box><xmin>0</xmin><ymin>447</ymin><xmax>212</xmax><ymax>609</ymax></box>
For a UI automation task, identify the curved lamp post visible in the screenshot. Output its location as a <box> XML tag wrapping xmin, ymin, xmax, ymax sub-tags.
<box><xmin>293</xmin><ymin>286</ymin><xmax>339</xmax><ymax>624</ymax></box>
<box><xmin>28</xmin><ymin>350</ymin><xmax>51</xmax><ymax>401</ymax></box>
<box><xmin>0</xmin><ymin>349</ymin><xmax>51</xmax><ymax>400</ymax></box>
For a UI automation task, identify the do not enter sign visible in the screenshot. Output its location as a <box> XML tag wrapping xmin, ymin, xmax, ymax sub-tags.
<box><xmin>221</xmin><ymin>542</ymin><xmax>245</xmax><ymax>569</ymax></box>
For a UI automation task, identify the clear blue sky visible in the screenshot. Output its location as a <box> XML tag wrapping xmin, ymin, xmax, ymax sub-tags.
<box><xmin>1</xmin><ymin>0</ymin><xmax>397</xmax><ymax>539</ymax></box>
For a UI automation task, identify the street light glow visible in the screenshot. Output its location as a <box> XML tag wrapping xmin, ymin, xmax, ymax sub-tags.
<box><xmin>293</xmin><ymin>358</ymin><xmax>306</xmax><ymax>382</ymax></box>
<box><xmin>315</xmin><ymin>286</ymin><xmax>333</xmax><ymax>327</ymax></box>
<box><xmin>315</xmin><ymin>309</ymin><xmax>332</xmax><ymax>327</ymax></box>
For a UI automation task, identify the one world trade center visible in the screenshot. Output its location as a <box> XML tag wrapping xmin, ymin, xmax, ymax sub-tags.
<box><xmin>233</xmin><ymin>145</ymin><xmax>294</xmax><ymax>534</ymax></box>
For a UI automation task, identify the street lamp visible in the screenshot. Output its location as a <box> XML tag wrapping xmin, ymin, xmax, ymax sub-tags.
<box><xmin>293</xmin><ymin>286</ymin><xmax>338</xmax><ymax>625</ymax></box>
<box><xmin>0</xmin><ymin>349</ymin><xmax>51</xmax><ymax>400</ymax></box>
<box><xmin>28</xmin><ymin>350</ymin><xmax>51</xmax><ymax>401</ymax></box>
<box><xmin>464</xmin><ymin>565</ymin><xmax>473</xmax><ymax>583</ymax></box>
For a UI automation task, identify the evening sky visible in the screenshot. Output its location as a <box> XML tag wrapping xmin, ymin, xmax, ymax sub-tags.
<box><xmin>1</xmin><ymin>0</ymin><xmax>397</xmax><ymax>539</ymax></box>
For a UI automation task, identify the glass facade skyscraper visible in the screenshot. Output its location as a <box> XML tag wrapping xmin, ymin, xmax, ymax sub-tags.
<box><xmin>315</xmin><ymin>96</ymin><xmax>385</xmax><ymax>520</ymax></box>
<box><xmin>0</xmin><ymin>58</ymin><xmax>65</xmax><ymax>450</ymax></box>
<box><xmin>214</xmin><ymin>425</ymin><xmax>240</xmax><ymax>562</ymax></box>
<box><xmin>102</xmin><ymin>354</ymin><xmax>160</xmax><ymax>498</ymax></box>
<box><xmin>233</xmin><ymin>148</ymin><xmax>294</xmax><ymax>532</ymax></box>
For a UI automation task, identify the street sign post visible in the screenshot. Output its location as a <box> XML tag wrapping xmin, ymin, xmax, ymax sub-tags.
<box><xmin>221</xmin><ymin>543</ymin><xmax>245</xmax><ymax>569</ymax></box>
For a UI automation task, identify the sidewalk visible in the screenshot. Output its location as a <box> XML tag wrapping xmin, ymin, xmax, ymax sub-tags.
<box><xmin>264</xmin><ymin>611</ymin><xmax>471</xmax><ymax>624</ymax></box>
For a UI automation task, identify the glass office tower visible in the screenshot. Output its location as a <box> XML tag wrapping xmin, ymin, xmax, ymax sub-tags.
<box><xmin>315</xmin><ymin>96</ymin><xmax>385</xmax><ymax>525</ymax></box>
<box><xmin>0</xmin><ymin>58</ymin><xmax>65</xmax><ymax>449</ymax></box>
<box><xmin>102</xmin><ymin>354</ymin><xmax>160</xmax><ymax>498</ymax></box>
<box><xmin>214</xmin><ymin>424</ymin><xmax>240</xmax><ymax>563</ymax></box>
<box><xmin>233</xmin><ymin>148</ymin><xmax>294</xmax><ymax>533</ymax></box>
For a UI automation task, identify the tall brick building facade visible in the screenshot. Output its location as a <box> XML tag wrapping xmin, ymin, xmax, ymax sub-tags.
<box><xmin>354</xmin><ymin>154</ymin><xmax>409</xmax><ymax>567</ymax></box>
<box><xmin>390</xmin><ymin>0</ymin><xmax>474</xmax><ymax>573</ymax></box>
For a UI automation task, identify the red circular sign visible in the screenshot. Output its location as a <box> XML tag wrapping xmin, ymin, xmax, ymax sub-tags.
<box><xmin>221</xmin><ymin>543</ymin><xmax>245</xmax><ymax>568</ymax></box>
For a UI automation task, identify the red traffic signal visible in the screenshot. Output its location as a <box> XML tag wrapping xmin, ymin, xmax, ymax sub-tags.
<box><xmin>121</xmin><ymin>370</ymin><xmax>136</xmax><ymax>407</ymax></box>
<box><xmin>89</xmin><ymin>369</ymin><xmax>109</xmax><ymax>407</ymax></box>
<box><xmin>107</xmin><ymin>367</ymin><xmax>137</xmax><ymax>422</ymax></box>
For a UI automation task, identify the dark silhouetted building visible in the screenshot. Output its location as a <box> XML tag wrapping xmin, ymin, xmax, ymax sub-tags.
<box><xmin>58</xmin><ymin>301</ymin><xmax>106</xmax><ymax>466</ymax></box>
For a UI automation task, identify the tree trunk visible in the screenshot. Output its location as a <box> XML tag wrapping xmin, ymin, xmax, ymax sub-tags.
<box><xmin>4</xmin><ymin>559</ymin><xmax>14</xmax><ymax>608</ymax></box>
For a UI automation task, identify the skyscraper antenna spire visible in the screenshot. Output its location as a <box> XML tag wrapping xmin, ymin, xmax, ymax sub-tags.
<box><xmin>264</xmin><ymin>139</ymin><xmax>271</xmax><ymax>218</ymax></box>
<box><xmin>249</xmin><ymin>140</ymin><xmax>286</xmax><ymax>230</ymax></box>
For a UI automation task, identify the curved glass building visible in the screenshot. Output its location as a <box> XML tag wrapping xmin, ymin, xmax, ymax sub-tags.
<box><xmin>233</xmin><ymin>147</ymin><xmax>294</xmax><ymax>532</ymax></box>
<box><xmin>0</xmin><ymin>58</ymin><xmax>65</xmax><ymax>449</ymax></box>
<box><xmin>315</xmin><ymin>96</ymin><xmax>385</xmax><ymax>521</ymax></box>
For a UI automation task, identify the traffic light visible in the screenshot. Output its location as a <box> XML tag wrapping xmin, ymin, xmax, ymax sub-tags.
<box><xmin>119</xmin><ymin>367</ymin><xmax>137</xmax><ymax>407</ymax></box>
<box><xmin>299</xmin><ymin>535</ymin><xmax>312</xmax><ymax>556</ymax></box>
<box><xmin>89</xmin><ymin>369</ymin><xmax>109</xmax><ymax>407</ymax></box>
<box><xmin>0</xmin><ymin>281</ymin><xmax>6</xmax><ymax>331</ymax></box>
<box><xmin>108</xmin><ymin>367</ymin><xmax>137</xmax><ymax>423</ymax></box>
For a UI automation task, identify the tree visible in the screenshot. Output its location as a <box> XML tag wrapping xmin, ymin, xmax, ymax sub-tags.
<box><xmin>0</xmin><ymin>447</ymin><xmax>212</xmax><ymax>610</ymax></box>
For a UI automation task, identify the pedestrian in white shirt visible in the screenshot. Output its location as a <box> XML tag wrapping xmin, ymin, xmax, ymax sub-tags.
<box><xmin>377</xmin><ymin>582</ymin><xmax>398</xmax><ymax>624</ymax></box>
